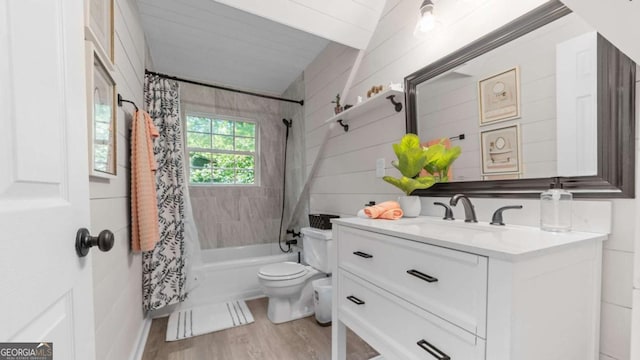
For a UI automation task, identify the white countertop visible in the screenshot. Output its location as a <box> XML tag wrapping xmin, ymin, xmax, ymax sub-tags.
<box><xmin>332</xmin><ymin>216</ymin><xmax>607</xmax><ymax>260</ymax></box>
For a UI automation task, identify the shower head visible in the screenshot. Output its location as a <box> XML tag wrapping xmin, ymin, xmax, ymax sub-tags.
<box><xmin>282</xmin><ymin>118</ymin><xmax>292</xmax><ymax>128</ymax></box>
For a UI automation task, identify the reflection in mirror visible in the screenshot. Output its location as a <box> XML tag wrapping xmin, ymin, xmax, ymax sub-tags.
<box><xmin>405</xmin><ymin>1</ymin><xmax>635</xmax><ymax>198</ymax></box>
<box><xmin>416</xmin><ymin>14</ymin><xmax>595</xmax><ymax>181</ymax></box>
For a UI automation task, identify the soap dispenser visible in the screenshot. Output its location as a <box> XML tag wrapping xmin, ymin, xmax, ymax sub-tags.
<box><xmin>540</xmin><ymin>178</ymin><xmax>572</xmax><ymax>232</ymax></box>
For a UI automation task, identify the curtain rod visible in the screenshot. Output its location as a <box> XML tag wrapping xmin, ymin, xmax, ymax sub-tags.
<box><xmin>145</xmin><ymin>70</ymin><xmax>304</xmax><ymax>106</ymax></box>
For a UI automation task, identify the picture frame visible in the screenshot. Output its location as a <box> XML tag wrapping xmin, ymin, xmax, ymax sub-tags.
<box><xmin>482</xmin><ymin>173</ymin><xmax>521</xmax><ymax>181</ymax></box>
<box><xmin>84</xmin><ymin>0</ymin><xmax>114</xmax><ymax>70</ymax></box>
<box><xmin>85</xmin><ymin>41</ymin><xmax>117</xmax><ymax>178</ymax></box>
<box><xmin>478</xmin><ymin>67</ymin><xmax>520</xmax><ymax>125</ymax></box>
<box><xmin>480</xmin><ymin>125</ymin><xmax>521</xmax><ymax>175</ymax></box>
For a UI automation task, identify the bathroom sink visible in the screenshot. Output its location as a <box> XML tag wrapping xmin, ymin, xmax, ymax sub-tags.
<box><xmin>398</xmin><ymin>217</ymin><xmax>505</xmax><ymax>233</ymax></box>
<box><xmin>334</xmin><ymin>215</ymin><xmax>607</xmax><ymax>261</ymax></box>
<box><xmin>375</xmin><ymin>216</ymin><xmax>508</xmax><ymax>246</ymax></box>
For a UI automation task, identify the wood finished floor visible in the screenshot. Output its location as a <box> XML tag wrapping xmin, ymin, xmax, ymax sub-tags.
<box><xmin>141</xmin><ymin>298</ymin><xmax>378</xmax><ymax>360</ymax></box>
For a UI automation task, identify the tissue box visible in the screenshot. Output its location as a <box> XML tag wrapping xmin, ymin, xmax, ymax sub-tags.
<box><xmin>308</xmin><ymin>214</ymin><xmax>340</xmax><ymax>230</ymax></box>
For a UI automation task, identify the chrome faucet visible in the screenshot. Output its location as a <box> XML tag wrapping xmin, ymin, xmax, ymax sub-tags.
<box><xmin>449</xmin><ymin>194</ymin><xmax>478</xmax><ymax>223</ymax></box>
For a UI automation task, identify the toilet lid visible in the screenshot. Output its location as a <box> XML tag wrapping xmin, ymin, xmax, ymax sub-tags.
<box><xmin>259</xmin><ymin>262</ymin><xmax>307</xmax><ymax>279</ymax></box>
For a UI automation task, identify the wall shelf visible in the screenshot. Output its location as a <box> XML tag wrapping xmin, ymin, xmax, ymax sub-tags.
<box><xmin>326</xmin><ymin>89</ymin><xmax>404</xmax><ymax>132</ymax></box>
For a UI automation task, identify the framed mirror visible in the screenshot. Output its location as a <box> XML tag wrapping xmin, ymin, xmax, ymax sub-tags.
<box><xmin>405</xmin><ymin>1</ymin><xmax>635</xmax><ymax>198</ymax></box>
<box><xmin>85</xmin><ymin>41</ymin><xmax>117</xmax><ymax>178</ymax></box>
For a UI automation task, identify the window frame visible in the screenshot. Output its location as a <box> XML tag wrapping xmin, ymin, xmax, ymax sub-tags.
<box><xmin>184</xmin><ymin>110</ymin><xmax>260</xmax><ymax>187</ymax></box>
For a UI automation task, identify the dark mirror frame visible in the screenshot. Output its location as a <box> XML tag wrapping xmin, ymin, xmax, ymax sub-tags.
<box><xmin>405</xmin><ymin>1</ymin><xmax>636</xmax><ymax>198</ymax></box>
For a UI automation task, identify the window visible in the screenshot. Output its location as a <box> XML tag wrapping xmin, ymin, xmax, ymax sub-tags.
<box><xmin>185</xmin><ymin>113</ymin><xmax>258</xmax><ymax>185</ymax></box>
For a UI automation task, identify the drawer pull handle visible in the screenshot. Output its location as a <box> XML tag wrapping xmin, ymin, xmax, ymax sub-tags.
<box><xmin>407</xmin><ymin>269</ymin><xmax>438</xmax><ymax>283</ymax></box>
<box><xmin>353</xmin><ymin>251</ymin><xmax>373</xmax><ymax>259</ymax></box>
<box><xmin>346</xmin><ymin>295</ymin><xmax>365</xmax><ymax>305</ymax></box>
<box><xmin>417</xmin><ymin>339</ymin><xmax>450</xmax><ymax>360</ymax></box>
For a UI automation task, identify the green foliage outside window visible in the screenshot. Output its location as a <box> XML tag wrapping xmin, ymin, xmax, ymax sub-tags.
<box><xmin>94</xmin><ymin>103</ymin><xmax>112</xmax><ymax>172</ymax></box>
<box><xmin>186</xmin><ymin>115</ymin><xmax>257</xmax><ymax>185</ymax></box>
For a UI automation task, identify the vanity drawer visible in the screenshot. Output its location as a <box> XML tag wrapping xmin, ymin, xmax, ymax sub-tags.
<box><xmin>339</xmin><ymin>270</ymin><xmax>486</xmax><ymax>360</ymax></box>
<box><xmin>337</xmin><ymin>226</ymin><xmax>488</xmax><ymax>337</ymax></box>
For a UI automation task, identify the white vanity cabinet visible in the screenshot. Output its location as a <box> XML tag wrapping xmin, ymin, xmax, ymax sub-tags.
<box><xmin>331</xmin><ymin>217</ymin><xmax>606</xmax><ymax>360</ymax></box>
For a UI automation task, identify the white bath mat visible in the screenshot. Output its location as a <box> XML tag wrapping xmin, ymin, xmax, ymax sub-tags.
<box><xmin>165</xmin><ymin>300</ymin><xmax>254</xmax><ymax>341</ymax></box>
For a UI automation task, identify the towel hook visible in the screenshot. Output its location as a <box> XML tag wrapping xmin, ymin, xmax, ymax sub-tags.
<box><xmin>117</xmin><ymin>93</ymin><xmax>139</xmax><ymax>112</ymax></box>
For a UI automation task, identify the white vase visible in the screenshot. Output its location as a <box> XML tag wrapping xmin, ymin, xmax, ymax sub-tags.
<box><xmin>398</xmin><ymin>195</ymin><xmax>421</xmax><ymax>217</ymax></box>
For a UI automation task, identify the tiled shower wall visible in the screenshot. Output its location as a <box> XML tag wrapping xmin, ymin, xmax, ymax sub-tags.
<box><xmin>181</xmin><ymin>76</ymin><xmax>305</xmax><ymax>249</ymax></box>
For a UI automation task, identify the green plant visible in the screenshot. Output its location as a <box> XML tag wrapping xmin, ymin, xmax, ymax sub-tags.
<box><xmin>383</xmin><ymin>134</ymin><xmax>436</xmax><ymax>195</ymax></box>
<box><xmin>191</xmin><ymin>154</ymin><xmax>210</xmax><ymax>167</ymax></box>
<box><xmin>331</xmin><ymin>93</ymin><xmax>341</xmax><ymax>107</ymax></box>
<box><xmin>331</xmin><ymin>93</ymin><xmax>343</xmax><ymax>114</ymax></box>
<box><xmin>382</xmin><ymin>134</ymin><xmax>461</xmax><ymax>195</ymax></box>
<box><xmin>423</xmin><ymin>139</ymin><xmax>461</xmax><ymax>182</ymax></box>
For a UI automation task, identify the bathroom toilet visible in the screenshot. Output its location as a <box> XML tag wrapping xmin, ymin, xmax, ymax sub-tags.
<box><xmin>257</xmin><ymin>227</ymin><xmax>333</xmax><ymax>324</ymax></box>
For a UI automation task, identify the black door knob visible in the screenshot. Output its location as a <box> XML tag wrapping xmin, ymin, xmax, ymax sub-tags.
<box><xmin>75</xmin><ymin>228</ymin><xmax>114</xmax><ymax>257</ymax></box>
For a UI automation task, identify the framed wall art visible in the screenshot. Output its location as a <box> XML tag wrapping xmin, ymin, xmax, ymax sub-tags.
<box><xmin>85</xmin><ymin>41</ymin><xmax>117</xmax><ymax>178</ymax></box>
<box><xmin>480</xmin><ymin>124</ymin><xmax>521</xmax><ymax>175</ymax></box>
<box><xmin>478</xmin><ymin>67</ymin><xmax>520</xmax><ymax>125</ymax></box>
<box><xmin>84</xmin><ymin>0</ymin><xmax>114</xmax><ymax>70</ymax></box>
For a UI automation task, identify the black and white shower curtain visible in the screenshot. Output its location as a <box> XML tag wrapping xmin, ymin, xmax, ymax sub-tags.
<box><xmin>142</xmin><ymin>74</ymin><xmax>187</xmax><ymax>311</ymax></box>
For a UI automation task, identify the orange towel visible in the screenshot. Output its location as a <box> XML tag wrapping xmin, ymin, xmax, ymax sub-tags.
<box><xmin>131</xmin><ymin>110</ymin><xmax>161</xmax><ymax>252</ymax></box>
<box><xmin>364</xmin><ymin>201</ymin><xmax>403</xmax><ymax>220</ymax></box>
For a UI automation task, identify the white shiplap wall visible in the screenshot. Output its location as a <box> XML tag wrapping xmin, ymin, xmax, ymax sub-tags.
<box><xmin>89</xmin><ymin>0</ymin><xmax>147</xmax><ymax>359</ymax></box>
<box><xmin>634</xmin><ymin>80</ymin><xmax>640</xmax><ymax>360</ymax></box>
<box><xmin>303</xmin><ymin>0</ymin><xmax>636</xmax><ymax>359</ymax></box>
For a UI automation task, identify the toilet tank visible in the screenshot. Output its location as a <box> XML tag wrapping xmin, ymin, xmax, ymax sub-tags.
<box><xmin>301</xmin><ymin>227</ymin><xmax>333</xmax><ymax>274</ymax></box>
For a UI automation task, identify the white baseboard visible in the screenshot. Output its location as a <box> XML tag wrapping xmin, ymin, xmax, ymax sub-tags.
<box><xmin>129</xmin><ymin>317</ymin><xmax>152</xmax><ymax>360</ymax></box>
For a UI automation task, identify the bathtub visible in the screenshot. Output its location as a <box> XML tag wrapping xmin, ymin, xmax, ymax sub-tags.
<box><xmin>185</xmin><ymin>243</ymin><xmax>299</xmax><ymax>307</ymax></box>
<box><xmin>148</xmin><ymin>242</ymin><xmax>298</xmax><ymax>319</ymax></box>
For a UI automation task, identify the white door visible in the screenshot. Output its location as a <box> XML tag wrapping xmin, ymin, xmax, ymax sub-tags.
<box><xmin>556</xmin><ymin>31</ymin><xmax>598</xmax><ymax>177</ymax></box>
<box><xmin>0</xmin><ymin>1</ymin><xmax>95</xmax><ymax>359</ymax></box>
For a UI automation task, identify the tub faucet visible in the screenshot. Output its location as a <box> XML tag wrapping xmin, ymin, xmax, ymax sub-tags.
<box><xmin>449</xmin><ymin>194</ymin><xmax>478</xmax><ymax>223</ymax></box>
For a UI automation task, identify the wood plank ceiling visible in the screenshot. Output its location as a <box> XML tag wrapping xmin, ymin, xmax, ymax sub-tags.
<box><xmin>136</xmin><ymin>0</ymin><xmax>386</xmax><ymax>95</ymax></box>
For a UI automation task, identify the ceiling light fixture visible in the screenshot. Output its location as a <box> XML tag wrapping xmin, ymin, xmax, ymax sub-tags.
<box><xmin>417</xmin><ymin>0</ymin><xmax>436</xmax><ymax>33</ymax></box>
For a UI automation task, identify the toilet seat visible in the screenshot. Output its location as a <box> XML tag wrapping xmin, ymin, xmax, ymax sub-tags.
<box><xmin>258</xmin><ymin>262</ymin><xmax>308</xmax><ymax>281</ymax></box>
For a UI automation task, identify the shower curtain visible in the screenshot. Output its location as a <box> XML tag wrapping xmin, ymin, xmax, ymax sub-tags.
<box><xmin>142</xmin><ymin>74</ymin><xmax>189</xmax><ymax>311</ymax></box>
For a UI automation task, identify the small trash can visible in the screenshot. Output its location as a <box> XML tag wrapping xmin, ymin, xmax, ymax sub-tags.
<box><xmin>312</xmin><ymin>277</ymin><xmax>332</xmax><ymax>326</ymax></box>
